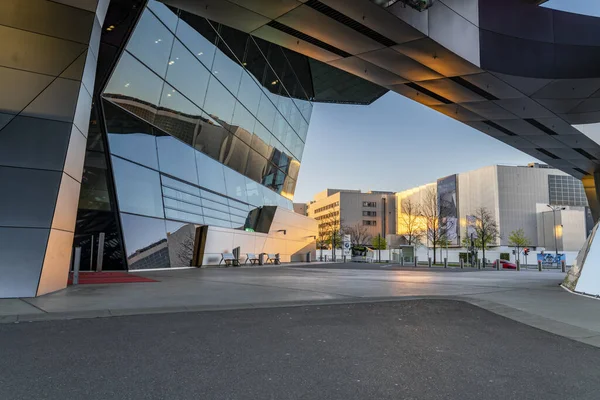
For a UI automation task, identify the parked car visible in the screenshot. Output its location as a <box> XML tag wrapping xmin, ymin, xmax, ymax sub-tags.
<box><xmin>493</xmin><ymin>259</ymin><xmax>517</xmax><ymax>269</ymax></box>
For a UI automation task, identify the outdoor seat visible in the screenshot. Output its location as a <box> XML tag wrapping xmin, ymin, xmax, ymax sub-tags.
<box><xmin>220</xmin><ymin>253</ymin><xmax>240</xmax><ymax>267</ymax></box>
<box><xmin>266</xmin><ymin>253</ymin><xmax>280</xmax><ymax>265</ymax></box>
<box><xmin>246</xmin><ymin>253</ymin><xmax>260</xmax><ymax>265</ymax></box>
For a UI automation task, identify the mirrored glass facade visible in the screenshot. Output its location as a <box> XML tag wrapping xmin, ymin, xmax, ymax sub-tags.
<box><xmin>98</xmin><ymin>1</ymin><xmax>313</xmax><ymax>269</ymax></box>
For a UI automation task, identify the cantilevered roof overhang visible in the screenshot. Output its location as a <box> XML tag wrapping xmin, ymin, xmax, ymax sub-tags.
<box><xmin>161</xmin><ymin>0</ymin><xmax>600</xmax><ymax>180</ymax></box>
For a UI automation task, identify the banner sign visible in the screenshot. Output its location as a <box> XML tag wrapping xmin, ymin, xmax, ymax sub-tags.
<box><xmin>343</xmin><ymin>234</ymin><xmax>351</xmax><ymax>256</ymax></box>
<box><xmin>537</xmin><ymin>253</ymin><xmax>565</xmax><ymax>265</ymax></box>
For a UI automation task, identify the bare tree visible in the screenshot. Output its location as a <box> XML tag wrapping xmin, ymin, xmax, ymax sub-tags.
<box><xmin>473</xmin><ymin>207</ymin><xmax>500</xmax><ymax>264</ymax></box>
<box><xmin>316</xmin><ymin>211</ymin><xmax>343</xmax><ymax>259</ymax></box>
<box><xmin>397</xmin><ymin>198</ymin><xmax>424</xmax><ymax>246</ymax></box>
<box><xmin>342</xmin><ymin>222</ymin><xmax>372</xmax><ymax>247</ymax></box>
<box><xmin>420</xmin><ymin>187</ymin><xmax>448</xmax><ymax>264</ymax></box>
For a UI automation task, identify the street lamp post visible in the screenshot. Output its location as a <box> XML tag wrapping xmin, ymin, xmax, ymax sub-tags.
<box><xmin>546</xmin><ymin>204</ymin><xmax>565</xmax><ymax>259</ymax></box>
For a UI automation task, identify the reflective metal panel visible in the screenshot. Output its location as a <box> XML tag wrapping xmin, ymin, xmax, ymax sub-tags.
<box><xmin>0</xmin><ymin>116</ymin><xmax>71</xmax><ymax>171</ymax></box>
<box><xmin>0</xmin><ymin>227</ymin><xmax>49</xmax><ymax>298</ymax></box>
<box><xmin>51</xmin><ymin>173</ymin><xmax>82</xmax><ymax>232</ymax></box>
<box><xmin>0</xmin><ymin>67</ymin><xmax>53</xmax><ymax>115</ymax></box>
<box><xmin>37</xmin><ymin>229</ymin><xmax>74</xmax><ymax>296</ymax></box>
<box><xmin>111</xmin><ymin>156</ymin><xmax>164</xmax><ymax>218</ymax></box>
<box><xmin>165</xmin><ymin>220</ymin><xmax>197</xmax><ymax>267</ymax></box>
<box><xmin>224</xmin><ymin>166</ymin><xmax>248</xmax><ymax>203</ymax></box>
<box><xmin>147</xmin><ymin>0</ymin><xmax>179</xmax><ymax>32</ymax></box>
<box><xmin>0</xmin><ymin>25</ymin><xmax>87</xmax><ymax>75</ymax></box>
<box><xmin>0</xmin><ymin>167</ymin><xmax>61</xmax><ymax>228</ymax></box>
<box><xmin>22</xmin><ymin>77</ymin><xmax>80</xmax><ymax>123</ymax></box>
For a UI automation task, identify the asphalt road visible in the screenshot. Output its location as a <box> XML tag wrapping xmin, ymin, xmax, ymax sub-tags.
<box><xmin>1</xmin><ymin>300</ymin><xmax>599</xmax><ymax>400</ymax></box>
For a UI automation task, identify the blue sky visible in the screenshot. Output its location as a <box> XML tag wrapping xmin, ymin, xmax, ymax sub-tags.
<box><xmin>293</xmin><ymin>0</ymin><xmax>600</xmax><ymax>202</ymax></box>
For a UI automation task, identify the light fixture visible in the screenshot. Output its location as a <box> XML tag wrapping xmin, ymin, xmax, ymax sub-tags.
<box><xmin>242</xmin><ymin>62</ymin><xmax>247</xmax><ymax>66</ymax></box>
<box><xmin>271</xmin><ymin>80</ymin><xmax>278</xmax><ymax>85</ymax></box>
<box><xmin>124</xmin><ymin>83</ymin><xmax>130</xmax><ymax>87</ymax></box>
<box><xmin>168</xmin><ymin>60</ymin><xmax>175</xmax><ymax>65</ymax></box>
<box><xmin>106</xmin><ymin>25</ymin><xmax>115</xmax><ymax>31</ymax></box>
<box><xmin>167</xmin><ymin>93</ymin><xmax>172</xmax><ymax>97</ymax></box>
<box><xmin>198</xmin><ymin>52</ymin><xmax>203</xmax><ymax>56</ymax></box>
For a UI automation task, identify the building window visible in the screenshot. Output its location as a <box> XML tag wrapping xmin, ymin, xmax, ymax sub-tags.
<box><xmin>363</xmin><ymin>201</ymin><xmax>376</xmax><ymax>207</ymax></box>
<box><xmin>548</xmin><ymin>175</ymin><xmax>587</xmax><ymax>207</ymax></box>
<box><xmin>362</xmin><ymin>211</ymin><xmax>376</xmax><ymax>216</ymax></box>
<box><xmin>314</xmin><ymin>201</ymin><xmax>339</xmax><ymax>214</ymax></box>
<box><xmin>363</xmin><ymin>220</ymin><xmax>376</xmax><ymax>226</ymax></box>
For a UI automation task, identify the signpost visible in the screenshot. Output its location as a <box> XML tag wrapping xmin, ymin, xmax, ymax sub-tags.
<box><xmin>342</xmin><ymin>234</ymin><xmax>351</xmax><ymax>261</ymax></box>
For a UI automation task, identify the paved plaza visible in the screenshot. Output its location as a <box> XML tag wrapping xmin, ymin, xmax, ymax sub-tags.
<box><xmin>1</xmin><ymin>263</ymin><xmax>600</xmax><ymax>347</ymax></box>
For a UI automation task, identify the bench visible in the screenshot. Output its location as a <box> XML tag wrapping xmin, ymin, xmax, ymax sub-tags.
<box><xmin>245</xmin><ymin>253</ymin><xmax>260</xmax><ymax>265</ymax></box>
<box><xmin>220</xmin><ymin>253</ymin><xmax>240</xmax><ymax>267</ymax></box>
<box><xmin>266</xmin><ymin>253</ymin><xmax>280</xmax><ymax>265</ymax></box>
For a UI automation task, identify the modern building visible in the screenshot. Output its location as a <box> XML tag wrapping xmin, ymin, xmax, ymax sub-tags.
<box><xmin>4</xmin><ymin>0</ymin><xmax>600</xmax><ymax>297</ymax></box>
<box><xmin>303</xmin><ymin>189</ymin><xmax>396</xmax><ymax>245</ymax></box>
<box><xmin>396</xmin><ymin>164</ymin><xmax>593</xmax><ymax>252</ymax></box>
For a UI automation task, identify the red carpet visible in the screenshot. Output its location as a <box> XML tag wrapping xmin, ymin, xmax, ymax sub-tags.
<box><xmin>68</xmin><ymin>272</ymin><xmax>158</xmax><ymax>285</ymax></box>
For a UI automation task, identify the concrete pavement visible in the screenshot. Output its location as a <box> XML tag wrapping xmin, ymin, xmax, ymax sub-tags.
<box><xmin>1</xmin><ymin>263</ymin><xmax>600</xmax><ymax>346</ymax></box>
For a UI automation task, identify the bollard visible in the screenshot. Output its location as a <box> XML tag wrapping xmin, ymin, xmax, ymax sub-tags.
<box><xmin>496</xmin><ymin>258</ymin><xmax>500</xmax><ymax>271</ymax></box>
<box><xmin>414</xmin><ymin>256</ymin><xmax>418</xmax><ymax>267</ymax></box>
<box><xmin>428</xmin><ymin>257</ymin><xmax>432</xmax><ymax>268</ymax></box>
<box><xmin>73</xmin><ymin>247</ymin><xmax>81</xmax><ymax>285</ymax></box>
<box><xmin>516</xmin><ymin>259</ymin><xmax>520</xmax><ymax>271</ymax></box>
<box><xmin>401</xmin><ymin>257</ymin><xmax>404</xmax><ymax>267</ymax></box>
<box><xmin>460</xmin><ymin>258</ymin><xmax>464</xmax><ymax>269</ymax></box>
<box><xmin>477</xmin><ymin>259</ymin><xmax>481</xmax><ymax>270</ymax></box>
<box><xmin>561</xmin><ymin>260</ymin><xmax>566</xmax><ymax>273</ymax></box>
<box><xmin>444</xmin><ymin>257</ymin><xmax>447</xmax><ymax>268</ymax></box>
<box><xmin>538</xmin><ymin>260</ymin><xmax>542</xmax><ymax>271</ymax></box>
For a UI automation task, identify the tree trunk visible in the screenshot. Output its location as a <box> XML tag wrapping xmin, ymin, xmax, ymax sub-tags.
<box><xmin>433</xmin><ymin>243</ymin><xmax>437</xmax><ymax>264</ymax></box>
<box><xmin>482</xmin><ymin>245</ymin><xmax>486</xmax><ymax>267</ymax></box>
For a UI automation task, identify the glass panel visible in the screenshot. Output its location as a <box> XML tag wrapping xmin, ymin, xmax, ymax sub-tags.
<box><xmin>156</xmin><ymin>135</ymin><xmax>199</xmax><ymax>185</ymax></box>
<box><xmin>125</xmin><ymin>9</ymin><xmax>174</xmax><ymax>78</ymax></box>
<box><xmin>256</xmin><ymin>92</ymin><xmax>276</xmax><ymax>133</ymax></box>
<box><xmin>162</xmin><ymin>187</ymin><xmax>202</xmax><ymax>206</ymax></box>
<box><xmin>104</xmin><ymin>101</ymin><xmax>159</xmax><ymax>169</ymax></box>
<box><xmin>230</xmin><ymin>102</ymin><xmax>256</xmax><ymax>145</ymax></box>
<box><xmin>204</xmin><ymin>216</ymin><xmax>232</xmax><ymax>228</ymax></box>
<box><xmin>236</xmin><ymin>72</ymin><xmax>262</xmax><ymax>115</ymax></box>
<box><xmin>177</xmin><ymin>13</ymin><xmax>217</xmax><ymax>69</ymax></box>
<box><xmin>224</xmin><ymin>167</ymin><xmax>248</xmax><ymax>203</ymax></box>
<box><xmin>245</xmin><ymin>178</ymin><xmax>263</xmax><ymax>207</ymax></box>
<box><xmin>112</xmin><ymin>156</ymin><xmax>164</xmax><ymax>218</ymax></box>
<box><xmin>155</xmin><ymin>84</ymin><xmax>203</xmax><ymax>147</ymax></box>
<box><xmin>103</xmin><ymin>52</ymin><xmax>163</xmax><ymax>123</ymax></box>
<box><xmin>120</xmin><ymin>213</ymin><xmax>169</xmax><ymax>270</ymax></box>
<box><xmin>211</xmin><ymin>46</ymin><xmax>243</xmax><ymax>95</ymax></box>
<box><xmin>196</xmin><ymin>151</ymin><xmax>226</xmax><ymax>194</ymax></box>
<box><xmin>165</xmin><ymin>40</ymin><xmax>211</xmax><ymax>110</ymax></box>
<box><xmin>78</xmin><ymin>151</ymin><xmax>111</xmax><ymax>211</ymax></box>
<box><xmin>163</xmin><ymin>197</ymin><xmax>203</xmax><ymax>215</ymax></box>
<box><xmin>165</xmin><ymin>209</ymin><xmax>204</xmax><ymax>225</ymax></box>
<box><xmin>245</xmin><ymin>149</ymin><xmax>269</xmax><ymax>182</ymax></box>
<box><xmin>262</xmin><ymin>186</ymin><xmax>278</xmax><ymax>206</ymax></box>
<box><xmin>161</xmin><ymin>175</ymin><xmax>201</xmax><ymax>197</ymax></box>
<box><xmin>224</xmin><ymin>134</ymin><xmax>250</xmax><ymax>175</ymax></box>
<box><xmin>288</xmin><ymin>104</ymin><xmax>303</xmax><ymax>135</ymax></box>
<box><xmin>253</xmin><ymin>121</ymin><xmax>274</xmax><ymax>154</ymax></box>
<box><xmin>147</xmin><ymin>0</ymin><xmax>178</xmax><ymax>32</ymax></box>
<box><xmin>298</xmin><ymin>118</ymin><xmax>309</xmax><ymax>142</ymax></box>
<box><xmin>201</xmin><ymin>190</ymin><xmax>228</xmax><ymax>204</ymax></box>
<box><xmin>192</xmin><ymin>117</ymin><xmax>230</xmax><ymax>161</ymax></box>
<box><xmin>244</xmin><ymin>39</ymin><xmax>268</xmax><ymax>94</ymax></box>
<box><xmin>277</xmin><ymin>192</ymin><xmax>291</xmax><ymax>208</ymax></box>
<box><xmin>202</xmin><ymin>198</ymin><xmax>229</xmax><ymax>213</ymax></box>
<box><xmin>202</xmin><ymin>207</ymin><xmax>231</xmax><ymax>221</ymax></box>
<box><xmin>203</xmin><ymin>76</ymin><xmax>235</xmax><ymax>125</ymax></box>
<box><xmin>165</xmin><ymin>220</ymin><xmax>198</xmax><ymax>267</ymax></box>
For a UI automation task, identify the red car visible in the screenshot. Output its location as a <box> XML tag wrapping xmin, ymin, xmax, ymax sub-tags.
<box><xmin>493</xmin><ymin>259</ymin><xmax>517</xmax><ymax>269</ymax></box>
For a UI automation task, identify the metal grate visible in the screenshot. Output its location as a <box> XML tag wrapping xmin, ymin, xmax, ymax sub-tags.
<box><xmin>574</xmin><ymin>148</ymin><xmax>597</xmax><ymax>161</ymax></box>
<box><xmin>449</xmin><ymin>76</ymin><xmax>499</xmax><ymax>101</ymax></box>
<box><xmin>536</xmin><ymin>148</ymin><xmax>559</xmax><ymax>159</ymax></box>
<box><xmin>524</xmin><ymin>118</ymin><xmax>559</xmax><ymax>136</ymax></box>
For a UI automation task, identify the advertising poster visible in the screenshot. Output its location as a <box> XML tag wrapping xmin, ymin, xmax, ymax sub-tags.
<box><xmin>437</xmin><ymin>175</ymin><xmax>459</xmax><ymax>245</ymax></box>
<box><xmin>466</xmin><ymin>215</ymin><xmax>477</xmax><ymax>238</ymax></box>
<box><xmin>537</xmin><ymin>253</ymin><xmax>565</xmax><ymax>265</ymax></box>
